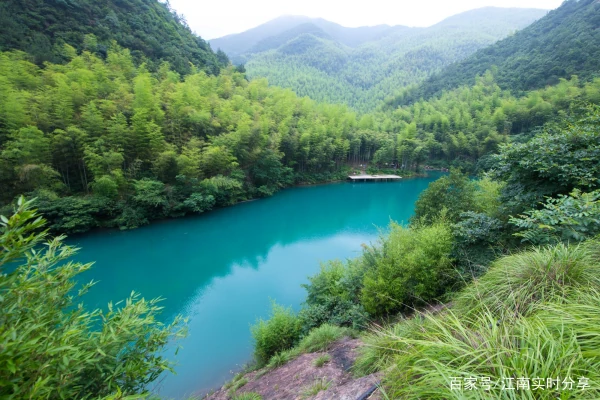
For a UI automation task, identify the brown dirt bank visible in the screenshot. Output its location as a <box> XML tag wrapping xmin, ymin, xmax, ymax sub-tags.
<box><xmin>205</xmin><ymin>338</ymin><xmax>382</xmax><ymax>400</ymax></box>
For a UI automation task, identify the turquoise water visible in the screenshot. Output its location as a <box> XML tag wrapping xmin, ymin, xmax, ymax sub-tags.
<box><xmin>69</xmin><ymin>173</ymin><xmax>442</xmax><ymax>399</ymax></box>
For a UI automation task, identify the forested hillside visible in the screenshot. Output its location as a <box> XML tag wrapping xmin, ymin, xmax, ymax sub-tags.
<box><xmin>0</xmin><ymin>0</ymin><xmax>228</xmax><ymax>75</ymax></box>
<box><xmin>211</xmin><ymin>8</ymin><xmax>546</xmax><ymax>111</ymax></box>
<box><xmin>396</xmin><ymin>0</ymin><xmax>600</xmax><ymax>105</ymax></box>
<box><xmin>2</xmin><ymin>44</ymin><xmax>599</xmax><ymax>234</ymax></box>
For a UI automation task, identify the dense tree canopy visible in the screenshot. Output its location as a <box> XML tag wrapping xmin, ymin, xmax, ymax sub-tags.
<box><xmin>396</xmin><ymin>0</ymin><xmax>600</xmax><ymax>105</ymax></box>
<box><xmin>0</xmin><ymin>0</ymin><xmax>228</xmax><ymax>75</ymax></box>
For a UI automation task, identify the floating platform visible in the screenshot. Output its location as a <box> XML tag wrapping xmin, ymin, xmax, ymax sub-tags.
<box><xmin>348</xmin><ymin>174</ymin><xmax>402</xmax><ymax>182</ymax></box>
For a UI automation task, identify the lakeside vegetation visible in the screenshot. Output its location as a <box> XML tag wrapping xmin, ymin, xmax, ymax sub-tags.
<box><xmin>1</xmin><ymin>0</ymin><xmax>600</xmax><ymax>398</ymax></box>
<box><xmin>246</xmin><ymin>106</ymin><xmax>600</xmax><ymax>397</ymax></box>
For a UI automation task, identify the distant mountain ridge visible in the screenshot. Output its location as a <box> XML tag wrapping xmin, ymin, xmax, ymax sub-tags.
<box><xmin>210</xmin><ymin>16</ymin><xmax>395</xmax><ymax>62</ymax></box>
<box><xmin>391</xmin><ymin>0</ymin><xmax>600</xmax><ymax>106</ymax></box>
<box><xmin>210</xmin><ymin>8</ymin><xmax>547</xmax><ymax>111</ymax></box>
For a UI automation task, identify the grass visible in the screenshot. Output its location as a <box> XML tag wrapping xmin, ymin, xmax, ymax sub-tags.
<box><xmin>231</xmin><ymin>393</ymin><xmax>262</xmax><ymax>400</ymax></box>
<box><xmin>355</xmin><ymin>241</ymin><xmax>600</xmax><ymax>399</ymax></box>
<box><xmin>301</xmin><ymin>378</ymin><xmax>332</xmax><ymax>398</ymax></box>
<box><xmin>266</xmin><ymin>347</ymin><xmax>301</xmax><ymax>370</ymax></box>
<box><xmin>453</xmin><ymin>241</ymin><xmax>600</xmax><ymax>319</ymax></box>
<box><xmin>313</xmin><ymin>354</ymin><xmax>331</xmax><ymax>367</ymax></box>
<box><xmin>353</xmin><ymin>316</ymin><xmax>429</xmax><ymax>377</ymax></box>
<box><xmin>223</xmin><ymin>373</ymin><xmax>245</xmax><ymax>390</ymax></box>
<box><xmin>225</xmin><ymin>374</ymin><xmax>248</xmax><ymax>397</ymax></box>
<box><xmin>261</xmin><ymin>323</ymin><xmax>355</xmax><ymax>373</ymax></box>
<box><xmin>297</xmin><ymin>324</ymin><xmax>355</xmax><ymax>353</ymax></box>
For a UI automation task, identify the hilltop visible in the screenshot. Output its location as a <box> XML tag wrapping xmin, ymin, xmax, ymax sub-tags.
<box><xmin>210</xmin><ymin>8</ymin><xmax>547</xmax><ymax>111</ymax></box>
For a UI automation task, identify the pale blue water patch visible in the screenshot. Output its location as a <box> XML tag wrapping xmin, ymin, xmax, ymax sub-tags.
<box><xmin>69</xmin><ymin>173</ymin><xmax>443</xmax><ymax>399</ymax></box>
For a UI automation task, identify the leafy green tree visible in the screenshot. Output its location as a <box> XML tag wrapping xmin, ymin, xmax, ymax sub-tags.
<box><xmin>413</xmin><ymin>169</ymin><xmax>476</xmax><ymax>224</ymax></box>
<box><xmin>0</xmin><ymin>198</ymin><xmax>186</xmax><ymax>398</ymax></box>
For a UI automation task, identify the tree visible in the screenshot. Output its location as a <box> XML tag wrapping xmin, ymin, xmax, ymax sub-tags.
<box><xmin>0</xmin><ymin>198</ymin><xmax>186</xmax><ymax>398</ymax></box>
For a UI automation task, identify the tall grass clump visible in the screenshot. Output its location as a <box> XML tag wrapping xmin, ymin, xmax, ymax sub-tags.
<box><xmin>382</xmin><ymin>305</ymin><xmax>600</xmax><ymax>399</ymax></box>
<box><xmin>453</xmin><ymin>241</ymin><xmax>600</xmax><ymax>319</ymax></box>
<box><xmin>297</xmin><ymin>324</ymin><xmax>355</xmax><ymax>353</ymax></box>
<box><xmin>372</xmin><ymin>241</ymin><xmax>600</xmax><ymax>399</ymax></box>
<box><xmin>251</xmin><ymin>303</ymin><xmax>301</xmax><ymax>366</ymax></box>
<box><xmin>353</xmin><ymin>316</ymin><xmax>429</xmax><ymax>377</ymax></box>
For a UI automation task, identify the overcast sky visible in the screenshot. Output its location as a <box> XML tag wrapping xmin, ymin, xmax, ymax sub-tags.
<box><xmin>166</xmin><ymin>0</ymin><xmax>564</xmax><ymax>40</ymax></box>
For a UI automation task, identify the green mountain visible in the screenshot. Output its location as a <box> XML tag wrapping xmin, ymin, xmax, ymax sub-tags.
<box><xmin>210</xmin><ymin>8</ymin><xmax>547</xmax><ymax>112</ymax></box>
<box><xmin>393</xmin><ymin>0</ymin><xmax>600</xmax><ymax>106</ymax></box>
<box><xmin>0</xmin><ymin>0</ymin><xmax>228</xmax><ymax>75</ymax></box>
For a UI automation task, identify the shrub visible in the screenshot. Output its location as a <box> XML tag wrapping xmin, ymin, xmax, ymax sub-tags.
<box><xmin>453</xmin><ymin>241</ymin><xmax>600</xmax><ymax>319</ymax></box>
<box><xmin>251</xmin><ymin>303</ymin><xmax>302</xmax><ymax>366</ymax></box>
<box><xmin>0</xmin><ymin>198</ymin><xmax>186</xmax><ymax>399</ymax></box>
<box><xmin>300</xmin><ymin>259</ymin><xmax>369</xmax><ymax>332</ymax></box>
<box><xmin>510</xmin><ymin>189</ymin><xmax>600</xmax><ymax>244</ymax></box>
<box><xmin>361</xmin><ymin>221</ymin><xmax>456</xmax><ymax>316</ymax></box>
<box><xmin>297</xmin><ymin>324</ymin><xmax>355</xmax><ymax>353</ymax></box>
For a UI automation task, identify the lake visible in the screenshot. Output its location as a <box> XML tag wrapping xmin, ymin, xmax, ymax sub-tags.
<box><xmin>70</xmin><ymin>173</ymin><xmax>443</xmax><ymax>399</ymax></box>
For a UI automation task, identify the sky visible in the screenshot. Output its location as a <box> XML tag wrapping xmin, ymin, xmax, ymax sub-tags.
<box><xmin>166</xmin><ymin>0</ymin><xmax>564</xmax><ymax>40</ymax></box>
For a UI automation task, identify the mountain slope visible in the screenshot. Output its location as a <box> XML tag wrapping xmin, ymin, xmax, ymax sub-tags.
<box><xmin>395</xmin><ymin>0</ymin><xmax>600</xmax><ymax>105</ymax></box>
<box><xmin>210</xmin><ymin>15</ymin><xmax>392</xmax><ymax>63</ymax></box>
<box><xmin>211</xmin><ymin>8</ymin><xmax>547</xmax><ymax>112</ymax></box>
<box><xmin>0</xmin><ymin>0</ymin><xmax>227</xmax><ymax>75</ymax></box>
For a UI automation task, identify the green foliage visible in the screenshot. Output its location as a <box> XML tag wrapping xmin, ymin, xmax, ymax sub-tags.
<box><xmin>353</xmin><ymin>317</ymin><xmax>430</xmax><ymax>377</ymax></box>
<box><xmin>492</xmin><ymin>105</ymin><xmax>600</xmax><ymax>214</ymax></box>
<box><xmin>0</xmin><ymin>198</ymin><xmax>186</xmax><ymax>398</ymax></box>
<box><xmin>413</xmin><ymin>169</ymin><xmax>476</xmax><ymax>224</ymax></box>
<box><xmin>361</xmin><ymin>221</ymin><xmax>455</xmax><ymax>316</ymax></box>
<box><xmin>313</xmin><ymin>354</ymin><xmax>331</xmax><ymax>368</ymax></box>
<box><xmin>299</xmin><ymin>259</ymin><xmax>369</xmax><ymax>332</ymax></box>
<box><xmin>405</xmin><ymin>0</ymin><xmax>600</xmax><ymax>104</ymax></box>
<box><xmin>453</xmin><ymin>241</ymin><xmax>600</xmax><ymax>319</ymax></box>
<box><xmin>297</xmin><ymin>324</ymin><xmax>355</xmax><ymax>353</ymax></box>
<box><xmin>251</xmin><ymin>303</ymin><xmax>302</xmax><ymax>366</ymax></box>
<box><xmin>451</xmin><ymin>211</ymin><xmax>504</xmax><ymax>276</ymax></box>
<box><xmin>265</xmin><ymin>348</ymin><xmax>301</xmax><ymax>370</ymax></box>
<box><xmin>510</xmin><ymin>189</ymin><xmax>600</xmax><ymax>244</ymax></box>
<box><xmin>0</xmin><ymin>0</ymin><xmax>227</xmax><ymax>75</ymax></box>
<box><xmin>361</xmin><ymin>241</ymin><xmax>600</xmax><ymax>399</ymax></box>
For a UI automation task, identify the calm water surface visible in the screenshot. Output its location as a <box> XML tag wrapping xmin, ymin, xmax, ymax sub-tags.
<box><xmin>70</xmin><ymin>173</ymin><xmax>443</xmax><ymax>399</ymax></box>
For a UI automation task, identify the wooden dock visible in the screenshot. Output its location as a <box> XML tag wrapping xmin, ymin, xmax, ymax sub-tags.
<box><xmin>348</xmin><ymin>174</ymin><xmax>402</xmax><ymax>182</ymax></box>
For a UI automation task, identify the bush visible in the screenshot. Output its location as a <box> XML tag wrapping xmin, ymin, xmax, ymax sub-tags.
<box><xmin>361</xmin><ymin>221</ymin><xmax>456</xmax><ymax>316</ymax></box>
<box><xmin>453</xmin><ymin>241</ymin><xmax>600</xmax><ymax>319</ymax></box>
<box><xmin>251</xmin><ymin>303</ymin><xmax>302</xmax><ymax>366</ymax></box>
<box><xmin>510</xmin><ymin>189</ymin><xmax>600</xmax><ymax>245</ymax></box>
<box><xmin>300</xmin><ymin>259</ymin><xmax>369</xmax><ymax>331</ymax></box>
<box><xmin>413</xmin><ymin>169</ymin><xmax>476</xmax><ymax>224</ymax></box>
<box><xmin>0</xmin><ymin>198</ymin><xmax>186</xmax><ymax>399</ymax></box>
